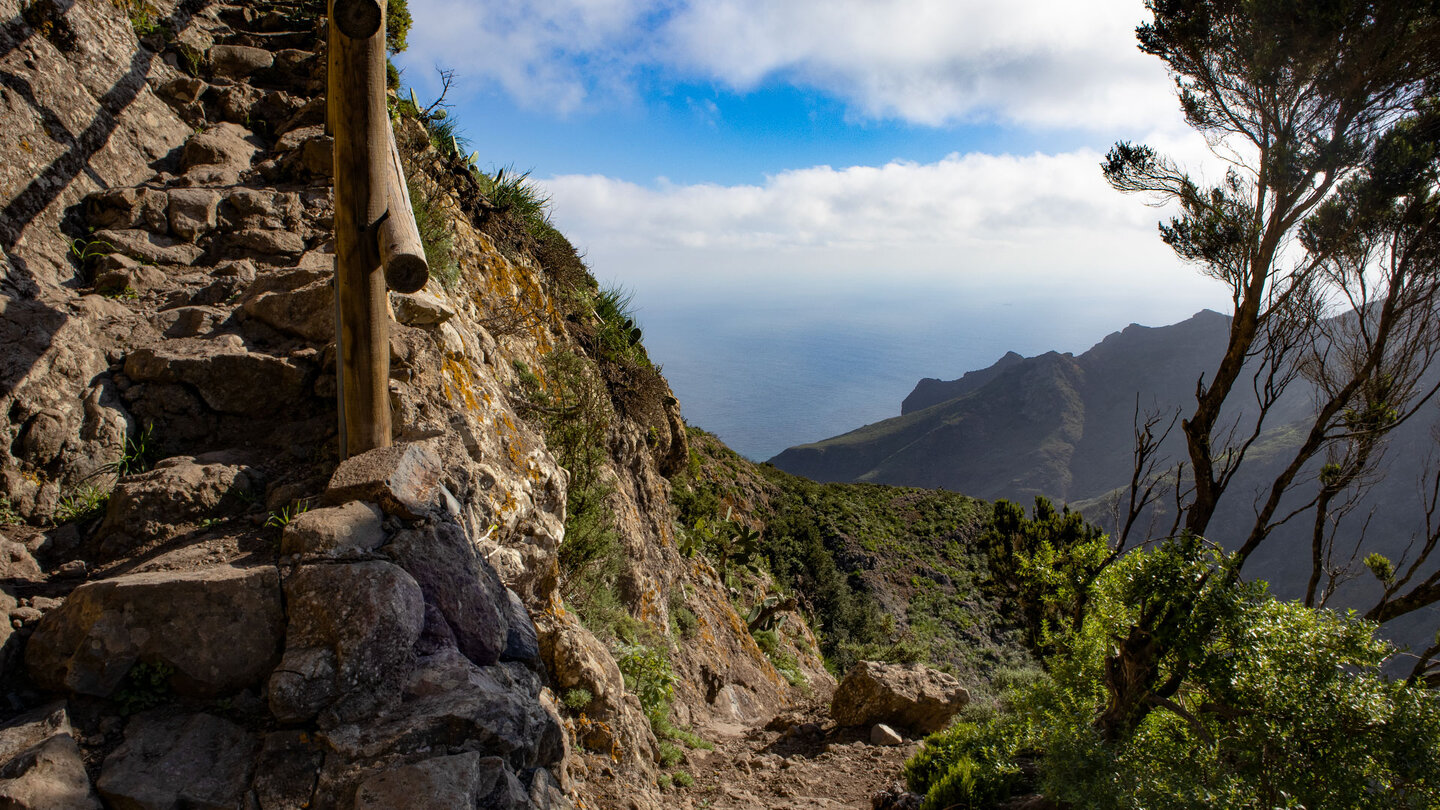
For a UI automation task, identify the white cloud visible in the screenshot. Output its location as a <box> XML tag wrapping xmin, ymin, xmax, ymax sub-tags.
<box><xmin>540</xmin><ymin>149</ymin><xmax>1204</xmax><ymax>285</ymax></box>
<box><xmin>658</xmin><ymin>0</ymin><xmax>1177</xmax><ymax>130</ymax></box>
<box><xmin>400</xmin><ymin>0</ymin><xmax>1182</xmax><ymax>132</ymax></box>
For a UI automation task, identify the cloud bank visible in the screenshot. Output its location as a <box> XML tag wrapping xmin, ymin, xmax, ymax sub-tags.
<box><xmin>403</xmin><ymin>0</ymin><xmax>1179</xmax><ymax>131</ymax></box>
<box><xmin>539</xmin><ymin>149</ymin><xmax>1215</xmax><ymax>299</ymax></box>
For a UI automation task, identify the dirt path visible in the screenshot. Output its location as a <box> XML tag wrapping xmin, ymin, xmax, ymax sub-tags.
<box><xmin>673</xmin><ymin>704</ymin><xmax>918</xmax><ymax>809</ymax></box>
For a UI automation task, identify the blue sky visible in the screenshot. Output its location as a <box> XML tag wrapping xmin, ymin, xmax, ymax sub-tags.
<box><xmin>395</xmin><ymin>0</ymin><xmax>1233</xmax><ymax>458</ymax></box>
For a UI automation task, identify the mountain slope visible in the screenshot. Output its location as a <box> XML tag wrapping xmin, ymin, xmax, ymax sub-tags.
<box><xmin>772</xmin><ymin>310</ymin><xmax>1236</xmax><ymax>503</ymax></box>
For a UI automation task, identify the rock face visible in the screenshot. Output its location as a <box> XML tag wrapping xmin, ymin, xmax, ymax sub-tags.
<box><xmin>25</xmin><ymin>564</ymin><xmax>285</xmax><ymax>698</ymax></box>
<box><xmin>0</xmin><ymin>0</ymin><xmax>820</xmax><ymax>806</ymax></box>
<box><xmin>831</xmin><ymin>661</ymin><xmax>970</xmax><ymax>734</ymax></box>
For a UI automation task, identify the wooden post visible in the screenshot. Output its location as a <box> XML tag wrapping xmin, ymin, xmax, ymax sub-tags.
<box><xmin>329</xmin><ymin>0</ymin><xmax>390</xmax><ymax>458</ymax></box>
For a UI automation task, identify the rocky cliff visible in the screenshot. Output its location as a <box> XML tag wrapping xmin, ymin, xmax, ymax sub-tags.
<box><xmin>0</xmin><ymin>1</ymin><xmax>822</xmax><ymax>807</ymax></box>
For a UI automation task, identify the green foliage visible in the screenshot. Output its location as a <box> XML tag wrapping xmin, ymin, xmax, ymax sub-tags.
<box><xmin>406</xmin><ymin>176</ymin><xmax>459</xmax><ymax>290</ymax></box>
<box><xmin>0</xmin><ymin>495</ymin><xmax>21</xmax><ymax>526</ymax></box>
<box><xmin>914</xmin><ymin>538</ymin><xmax>1440</xmax><ymax>810</ymax></box>
<box><xmin>752</xmin><ymin>628</ymin><xmax>807</xmax><ymax>688</ymax></box>
<box><xmin>265</xmin><ymin>502</ymin><xmax>309</xmax><ymax>529</ymax></box>
<box><xmin>615</xmin><ymin>643</ymin><xmax>676</xmax><ymax>729</ymax></box>
<box><xmin>475</xmin><ymin>166</ymin><xmax>551</xmax><ymax>235</ymax></box>
<box><xmin>561</xmin><ymin>688</ymin><xmax>593</xmax><ymax>712</ymax></box>
<box><xmin>112</xmin><ymin>424</ymin><xmax>157</xmax><ymax>477</ymax></box>
<box><xmin>114</xmin><ymin>661</ymin><xmax>173</xmax><ymax>715</ymax></box>
<box><xmin>385</xmin><ymin>59</ymin><xmax>400</xmax><ymax>91</ymax></box>
<box><xmin>671</xmin><ymin>770</ymin><xmax>694</xmax><ymax>788</ymax></box>
<box><xmin>53</xmin><ymin>483</ymin><xmax>109</xmax><ymax>525</ymax></box>
<box><xmin>657</xmin><ymin>740</ymin><xmax>684</xmax><ymax>768</ymax></box>
<box><xmin>982</xmin><ymin>497</ymin><xmax>1111</xmax><ymax>657</ymax></box>
<box><xmin>589</xmin><ymin>284</ymin><xmax>650</xmax><ymax>368</ymax></box>
<box><xmin>385</xmin><ymin>0</ymin><xmax>411</xmax><ymax>53</ymax></box>
<box><xmin>668</xmin><ymin>589</ymin><xmax>698</xmax><ymax>640</ymax></box>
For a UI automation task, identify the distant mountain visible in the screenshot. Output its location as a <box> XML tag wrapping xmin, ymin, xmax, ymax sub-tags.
<box><xmin>771</xmin><ymin>309</ymin><xmax>1243</xmax><ymax>504</ymax></box>
<box><xmin>770</xmin><ymin>310</ymin><xmax>1440</xmax><ymax>646</ymax></box>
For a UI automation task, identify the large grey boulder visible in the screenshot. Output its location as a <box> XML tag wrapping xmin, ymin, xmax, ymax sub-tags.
<box><xmin>268</xmin><ymin>561</ymin><xmax>425</xmax><ymax>725</ymax></box>
<box><xmin>385</xmin><ymin>520</ymin><xmax>509</xmax><ymax>667</ymax></box>
<box><xmin>324</xmin><ymin>442</ymin><xmax>443</xmax><ymax>519</ymax></box>
<box><xmin>239</xmin><ymin>267</ymin><xmax>332</xmax><ymax>341</ymax></box>
<box><xmin>96</xmin><ymin>712</ymin><xmax>257</xmax><ymax>810</ymax></box>
<box><xmin>322</xmin><ymin>649</ymin><xmax>564</xmax><ymax>772</ymax></box>
<box><xmin>353</xmin><ymin>753</ymin><xmax>527</xmax><ymax>810</ymax></box>
<box><xmin>0</xmin><ymin>703</ymin><xmax>100</xmax><ymax>810</ymax></box>
<box><xmin>830</xmin><ymin>661</ymin><xmax>969</xmax><ymax>734</ymax></box>
<box><xmin>25</xmin><ymin>565</ymin><xmax>284</xmax><ymax>697</ymax></box>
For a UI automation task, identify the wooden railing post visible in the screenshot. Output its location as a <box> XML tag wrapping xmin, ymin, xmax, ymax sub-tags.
<box><xmin>328</xmin><ymin>0</ymin><xmax>428</xmax><ymax>459</ymax></box>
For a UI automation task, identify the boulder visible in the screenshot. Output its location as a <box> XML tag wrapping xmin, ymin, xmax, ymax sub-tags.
<box><xmin>166</xmin><ymin>188</ymin><xmax>221</xmax><ymax>242</ymax></box>
<box><xmin>384</xmin><ymin>520</ymin><xmax>508</xmax><ymax>667</ymax></box>
<box><xmin>830</xmin><ymin>661</ymin><xmax>968</xmax><ymax>734</ymax></box>
<box><xmin>85</xmin><ymin>188</ymin><xmax>170</xmax><ymax>232</ymax></box>
<box><xmin>25</xmin><ymin>565</ymin><xmax>284</xmax><ymax>697</ymax></box>
<box><xmin>180</xmin><ymin>123</ymin><xmax>259</xmax><ymax>174</ymax></box>
<box><xmin>280</xmin><ymin>501</ymin><xmax>385</xmax><ymax>557</ymax></box>
<box><xmin>239</xmin><ymin>267</ymin><xmax>332</xmax><ymax>341</ymax></box>
<box><xmin>98</xmin><ymin>452</ymin><xmax>260</xmax><ymax>545</ymax></box>
<box><xmin>124</xmin><ymin>338</ymin><xmax>314</xmax><ymax>415</ymax></box>
<box><xmin>324</xmin><ymin>442</ymin><xmax>443</xmax><ymax>519</ymax></box>
<box><xmin>268</xmin><ymin>561</ymin><xmax>425</xmax><ymax>724</ymax></box>
<box><xmin>391</xmin><ymin>292</ymin><xmax>456</xmax><ymax>327</ymax></box>
<box><xmin>208</xmin><ymin>44</ymin><xmax>273</xmax><ymax>78</ymax></box>
<box><xmin>870</xmin><ymin>723</ymin><xmax>904</xmax><ymax>746</ymax></box>
<box><xmin>0</xmin><ymin>539</ymin><xmax>43</xmax><ymax>582</ymax></box>
<box><xmin>499</xmin><ymin>588</ymin><xmax>541</xmax><ymax>668</ymax></box>
<box><xmin>96</xmin><ymin>712</ymin><xmax>257</xmax><ymax>810</ymax></box>
<box><xmin>323</xmin><ymin>649</ymin><xmax>564</xmax><ymax>772</ymax></box>
<box><xmin>353</xmin><ymin>753</ymin><xmax>527</xmax><ymax>810</ymax></box>
<box><xmin>223</xmin><ymin>227</ymin><xmax>306</xmax><ymax>258</ymax></box>
<box><xmin>0</xmin><ymin>703</ymin><xmax>100</xmax><ymax>810</ymax></box>
<box><xmin>251</xmin><ymin>731</ymin><xmax>324</xmax><ymax>810</ymax></box>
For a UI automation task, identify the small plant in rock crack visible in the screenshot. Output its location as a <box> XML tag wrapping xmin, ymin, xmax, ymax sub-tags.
<box><xmin>0</xmin><ymin>496</ymin><xmax>22</xmax><ymax>526</ymax></box>
<box><xmin>265</xmin><ymin>501</ymin><xmax>310</xmax><ymax>530</ymax></box>
<box><xmin>66</xmin><ymin>236</ymin><xmax>116</xmax><ymax>274</ymax></box>
<box><xmin>561</xmin><ymin>688</ymin><xmax>593</xmax><ymax>712</ymax></box>
<box><xmin>107</xmin><ymin>424</ymin><xmax>156</xmax><ymax>478</ymax></box>
<box><xmin>52</xmin><ymin>483</ymin><xmax>110</xmax><ymax>525</ymax></box>
<box><xmin>114</xmin><ymin>660</ymin><xmax>173</xmax><ymax>715</ymax></box>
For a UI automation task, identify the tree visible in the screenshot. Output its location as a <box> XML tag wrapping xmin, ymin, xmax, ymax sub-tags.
<box><xmin>1102</xmin><ymin>0</ymin><xmax>1440</xmax><ymax>710</ymax></box>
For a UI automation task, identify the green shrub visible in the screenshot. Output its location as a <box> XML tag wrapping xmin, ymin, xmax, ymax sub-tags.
<box><xmin>615</xmin><ymin>643</ymin><xmax>675</xmax><ymax>728</ymax></box>
<box><xmin>0</xmin><ymin>496</ymin><xmax>21</xmax><ymax>526</ymax></box>
<box><xmin>561</xmin><ymin>688</ymin><xmax>593</xmax><ymax>712</ymax></box>
<box><xmin>913</xmin><ymin>537</ymin><xmax>1440</xmax><ymax>810</ymax></box>
<box><xmin>671</xmin><ymin>770</ymin><xmax>694</xmax><ymax>788</ymax></box>
<box><xmin>658</xmin><ymin>740</ymin><xmax>684</xmax><ymax>768</ymax></box>
<box><xmin>406</xmin><ymin>176</ymin><xmax>458</xmax><ymax>290</ymax></box>
<box><xmin>475</xmin><ymin>166</ymin><xmax>551</xmax><ymax>235</ymax></box>
<box><xmin>385</xmin><ymin>0</ymin><xmax>411</xmax><ymax>53</ymax></box>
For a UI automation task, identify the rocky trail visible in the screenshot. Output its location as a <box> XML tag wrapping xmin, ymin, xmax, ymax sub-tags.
<box><xmin>0</xmin><ymin>0</ymin><xmax>965</xmax><ymax>806</ymax></box>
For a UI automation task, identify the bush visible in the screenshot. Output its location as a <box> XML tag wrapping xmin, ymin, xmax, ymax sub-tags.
<box><xmin>912</xmin><ymin>537</ymin><xmax>1440</xmax><ymax>810</ymax></box>
<box><xmin>615</xmin><ymin>643</ymin><xmax>676</xmax><ymax>729</ymax></box>
<box><xmin>385</xmin><ymin>0</ymin><xmax>411</xmax><ymax>53</ymax></box>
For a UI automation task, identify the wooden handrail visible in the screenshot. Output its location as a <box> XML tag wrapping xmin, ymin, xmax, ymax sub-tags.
<box><xmin>328</xmin><ymin>0</ymin><xmax>430</xmax><ymax>458</ymax></box>
<box><xmin>380</xmin><ymin>129</ymin><xmax>428</xmax><ymax>294</ymax></box>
